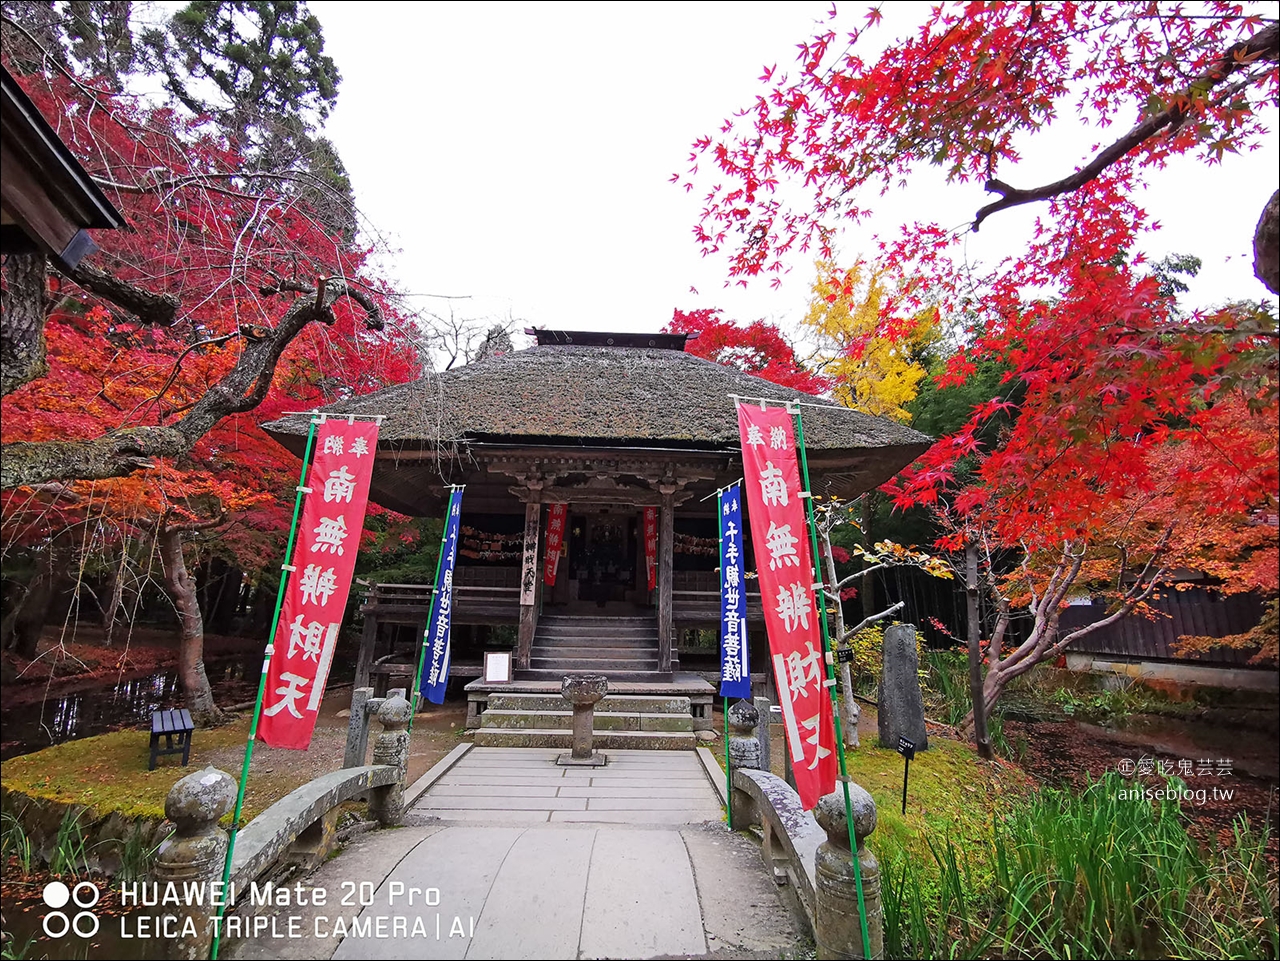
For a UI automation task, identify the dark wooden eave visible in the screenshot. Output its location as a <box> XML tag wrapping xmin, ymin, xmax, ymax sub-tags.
<box><xmin>0</xmin><ymin>65</ymin><xmax>124</xmax><ymax>270</ymax></box>
<box><xmin>527</xmin><ymin>328</ymin><xmax>692</xmax><ymax>350</ymax></box>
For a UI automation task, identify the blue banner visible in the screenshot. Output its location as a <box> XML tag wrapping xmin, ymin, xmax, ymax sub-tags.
<box><xmin>719</xmin><ymin>483</ymin><xmax>751</xmax><ymax>698</ymax></box>
<box><xmin>421</xmin><ymin>487</ymin><xmax>464</xmax><ymax>705</ymax></box>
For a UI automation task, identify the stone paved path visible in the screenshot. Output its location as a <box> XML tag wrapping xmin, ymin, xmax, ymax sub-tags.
<box><xmin>411</xmin><ymin>747</ymin><xmax>726</xmax><ymax>824</ymax></box>
<box><xmin>229</xmin><ymin>747</ymin><xmax>804</xmax><ymax>961</ymax></box>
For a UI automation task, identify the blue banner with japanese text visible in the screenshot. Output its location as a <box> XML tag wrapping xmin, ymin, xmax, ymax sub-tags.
<box><xmin>421</xmin><ymin>487</ymin><xmax>464</xmax><ymax>705</ymax></box>
<box><xmin>718</xmin><ymin>483</ymin><xmax>751</xmax><ymax>699</ymax></box>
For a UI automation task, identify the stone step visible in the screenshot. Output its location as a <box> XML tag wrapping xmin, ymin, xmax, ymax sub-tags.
<box><xmin>486</xmin><ymin>693</ymin><xmax>692</xmax><ymax>714</ymax></box>
<box><xmin>479</xmin><ymin>709</ymin><xmax>693</xmax><ymax>733</ymax></box>
<box><xmin>471</xmin><ymin>727</ymin><xmax>696</xmax><ymax>750</ymax></box>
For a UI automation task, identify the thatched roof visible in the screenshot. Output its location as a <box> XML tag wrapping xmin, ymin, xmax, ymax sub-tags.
<box><xmin>263</xmin><ymin>342</ymin><xmax>931</xmax><ymax>455</ymax></box>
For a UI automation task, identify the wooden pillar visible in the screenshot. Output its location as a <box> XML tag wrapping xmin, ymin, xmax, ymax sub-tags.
<box><xmin>354</xmin><ymin>589</ymin><xmax>379</xmax><ymax>691</ymax></box>
<box><xmin>516</xmin><ymin>496</ymin><xmax>542</xmax><ymax>670</ymax></box>
<box><xmin>657</xmin><ymin>488</ymin><xmax>675</xmax><ymax>674</ymax></box>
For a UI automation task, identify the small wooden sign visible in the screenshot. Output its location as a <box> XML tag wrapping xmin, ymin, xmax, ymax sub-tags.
<box><xmin>484</xmin><ymin>651</ymin><xmax>512</xmax><ymax>684</ymax></box>
<box><xmin>834</xmin><ymin>647</ymin><xmax>855</xmax><ymax>664</ymax></box>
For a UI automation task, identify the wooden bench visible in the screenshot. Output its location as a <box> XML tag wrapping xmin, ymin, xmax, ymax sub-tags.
<box><xmin>149</xmin><ymin>708</ymin><xmax>194</xmax><ymax>770</ymax></box>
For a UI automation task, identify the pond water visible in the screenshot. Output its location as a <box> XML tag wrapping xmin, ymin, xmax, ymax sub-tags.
<box><xmin>0</xmin><ymin>656</ymin><xmax>259</xmax><ymax>760</ymax></box>
<box><xmin>1</xmin><ymin>889</ymin><xmax>166</xmax><ymax>961</ymax></box>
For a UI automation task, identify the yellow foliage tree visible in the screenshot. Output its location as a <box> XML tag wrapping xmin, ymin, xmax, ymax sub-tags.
<box><xmin>803</xmin><ymin>260</ymin><xmax>940</xmax><ymax>422</ymax></box>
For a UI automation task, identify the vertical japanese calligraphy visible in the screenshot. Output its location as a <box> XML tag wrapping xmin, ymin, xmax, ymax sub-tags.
<box><xmin>421</xmin><ymin>487</ymin><xmax>464</xmax><ymax>705</ymax></box>
<box><xmin>737</xmin><ymin>403</ymin><xmax>837</xmax><ymax>809</ymax></box>
<box><xmin>643</xmin><ymin>506</ymin><xmax>658</xmax><ymax>591</ymax></box>
<box><xmin>259</xmin><ymin>419</ymin><xmax>380</xmax><ymax>750</ymax></box>
<box><xmin>718</xmin><ymin>483</ymin><xmax>751</xmax><ymax>699</ymax></box>
<box><xmin>543</xmin><ymin>503</ymin><xmax>568</xmax><ymax>587</ymax></box>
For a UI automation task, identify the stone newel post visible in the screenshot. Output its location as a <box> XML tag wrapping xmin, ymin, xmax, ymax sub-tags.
<box><xmin>558</xmin><ymin>673</ymin><xmax>609</xmax><ymax>766</ymax></box>
<box><xmin>728</xmin><ymin>700</ymin><xmax>762</xmax><ymax>770</ymax></box>
<box><xmin>813</xmin><ymin>787</ymin><xmax>883</xmax><ymax>960</ymax></box>
<box><xmin>369</xmin><ymin>692</ymin><xmax>412</xmax><ymax>826</ymax></box>
<box><xmin>727</xmin><ymin>700</ymin><xmax>762</xmax><ymax>826</ymax></box>
<box><xmin>153</xmin><ymin>766</ymin><xmax>236</xmax><ymax>961</ymax></box>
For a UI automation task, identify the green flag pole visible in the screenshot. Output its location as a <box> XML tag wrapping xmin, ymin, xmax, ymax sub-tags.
<box><xmin>408</xmin><ymin>485</ymin><xmax>462</xmax><ymax>737</ymax></box>
<box><xmin>717</xmin><ymin>489</ymin><xmax>733</xmax><ymax>830</ymax></box>
<box><xmin>209</xmin><ymin>412</ymin><xmax>321</xmax><ymax>961</ymax></box>
<box><xmin>792</xmin><ymin>404</ymin><xmax>873</xmax><ymax>959</ymax></box>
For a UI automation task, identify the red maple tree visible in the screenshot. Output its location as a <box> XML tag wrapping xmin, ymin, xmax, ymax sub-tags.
<box><xmin>684</xmin><ymin>3</ymin><xmax>1279</xmax><ymax>743</ymax></box>
<box><xmin>0</xmin><ymin>68</ymin><xmax>419</xmax><ymax>719</ymax></box>
<box><xmin>665</xmin><ymin>307</ymin><xmax>830</xmax><ymax>394</ymax></box>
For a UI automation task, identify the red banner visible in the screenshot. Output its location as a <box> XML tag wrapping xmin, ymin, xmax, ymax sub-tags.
<box><xmin>544</xmin><ymin>503</ymin><xmax>567</xmax><ymax>586</ymax></box>
<box><xmin>737</xmin><ymin>403</ymin><xmax>836</xmax><ymax>809</ymax></box>
<box><xmin>643</xmin><ymin>507</ymin><xmax>658</xmax><ymax>591</ymax></box>
<box><xmin>259</xmin><ymin>418</ymin><xmax>380</xmax><ymax>750</ymax></box>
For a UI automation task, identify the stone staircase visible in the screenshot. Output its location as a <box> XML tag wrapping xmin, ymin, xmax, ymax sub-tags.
<box><xmin>522</xmin><ymin>614</ymin><xmax>669</xmax><ymax>681</ymax></box>
<box><xmin>473</xmin><ymin>692</ymin><xmax>696</xmax><ymax>750</ymax></box>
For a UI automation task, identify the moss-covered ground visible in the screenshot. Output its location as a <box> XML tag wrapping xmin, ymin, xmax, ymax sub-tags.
<box><xmin>1</xmin><ymin>701</ymin><xmax>468</xmax><ymax>825</ymax></box>
<box><xmin>705</xmin><ymin>704</ymin><xmax>1035</xmax><ymax>886</ymax></box>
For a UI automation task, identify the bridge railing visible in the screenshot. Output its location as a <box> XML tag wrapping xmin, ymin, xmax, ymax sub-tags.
<box><xmin>726</xmin><ymin>703</ymin><xmax>885</xmax><ymax>960</ymax></box>
<box><xmin>149</xmin><ymin>692</ymin><xmax>414</xmax><ymax>960</ymax></box>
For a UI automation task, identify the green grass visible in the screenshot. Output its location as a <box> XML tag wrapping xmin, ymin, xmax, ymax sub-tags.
<box><xmin>882</xmin><ymin>771</ymin><xmax>1280</xmax><ymax>960</ymax></box>
<box><xmin>1</xmin><ymin>718</ymin><xmax>285</xmax><ymax>822</ymax></box>
<box><xmin>843</xmin><ymin>733</ymin><xmax>1033</xmax><ymax>896</ymax></box>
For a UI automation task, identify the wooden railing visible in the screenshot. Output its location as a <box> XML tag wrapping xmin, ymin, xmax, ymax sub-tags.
<box><xmin>359</xmin><ymin>568</ymin><xmax>521</xmax><ymax>621</ymax></box>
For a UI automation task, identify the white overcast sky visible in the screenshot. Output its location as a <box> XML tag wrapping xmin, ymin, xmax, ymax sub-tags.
<box><xmin>310</xmin><ymin>1</ymin><xmax>1279</xmax><ymax>341</ymax></box>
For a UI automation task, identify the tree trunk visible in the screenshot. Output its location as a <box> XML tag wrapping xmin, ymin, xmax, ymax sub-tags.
<box><xmin>1</xmin><ymin>250</ymin><xmax>49</xmax><ymax>396</ymax></box>
<box><xmin>100</xmin><ymin>553</ymin><xmax>126</xmax><ymax>647</ymax></box>
<box><xmin>821</xmin><ymin>532</ymin><xmax>859</xmax><ymax>748</ymax></box>
<box><xmin>158</xmin><ymin>525</ymin><xmax>221</xmax><ymax>725</ymax></box>
<box><xmin>1</xmin><ymin>545</ymin><xmax>55</xmax><ymax>658</ymax></box>
<box><xmin>860</xmin><ymin>492</ymin><xmax>877</xmax><ymax>621</ymax></box>
<box><xmin>1255</xmin><ymin>188</ymin><xmax>1279</xmax><ymax>295</ymax></box>
<box><xmin>965</xmin><ymin>544</ymin><xmax>994</xmax><ymax>758</ymax></box>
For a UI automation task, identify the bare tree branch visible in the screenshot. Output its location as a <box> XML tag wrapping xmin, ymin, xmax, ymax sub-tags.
<box><xmin>0</xmin><ymin>279</ymin><xmax>381</xmax><ymax>489</ymax></box>
<box><xmin>62</xmin><ymin>261</ymin><xmax>182</xmax><ymax>326</ymax></box>
<box><xmin>973</xmin><ymin>21</ymin><xmax>1280</xmax><ymax>231</ymax></box>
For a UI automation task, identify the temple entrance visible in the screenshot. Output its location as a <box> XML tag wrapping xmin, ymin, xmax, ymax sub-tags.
<box><xmin>568</xmin><ymin>511</ymin><xmax>640</xmax><ymax>607</ymax></box>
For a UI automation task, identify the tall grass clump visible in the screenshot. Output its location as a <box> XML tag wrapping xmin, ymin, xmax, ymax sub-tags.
<box><xmin>48</xmin><ymin>809</ymin><xmax>91</xmax><ymax>878</ymax></box>
<box><xmin>1</xmin><ymin>811</ymin><xmax>33</xmax><ymax>876</ymax></box>
<box><xmin>882</xmin><ymin>771</ymin><xmax>1279</xmax><ymax>959</ymax></box>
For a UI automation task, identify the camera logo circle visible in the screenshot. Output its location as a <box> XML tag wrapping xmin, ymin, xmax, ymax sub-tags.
<box><xmin>42</xmin><ymin>880</ymin><xmax>100</xmax><ymax>938</ymax></box>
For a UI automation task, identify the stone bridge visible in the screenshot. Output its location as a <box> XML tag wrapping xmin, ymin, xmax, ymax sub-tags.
<box><xmin>155</xmin><ymin>694</ymin><xmax>881</xmax><ymax>961</ymax></box>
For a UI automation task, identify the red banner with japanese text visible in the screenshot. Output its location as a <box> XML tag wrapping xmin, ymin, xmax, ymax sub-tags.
<box><xmin>544</xmin><ymin>503</ymin><xmax>567</xmax><ymax>586</ymax></box>
<box><xmin>259</xmin><ymin>418</ymin><xmax>380</xmax><ymax>750</ymax></box>
<box><xmin>737</xmin><ymin>403</ymin><xmax>836</xmax><ymax>809</ymax></box>
<box><xmin>643</xmin><ymin>507</ymin><xmax>658</xmax><ymax>591</ymax></box>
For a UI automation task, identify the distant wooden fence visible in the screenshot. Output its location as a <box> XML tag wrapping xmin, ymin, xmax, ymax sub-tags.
<box><xmin>1059</xmin><ymin>587</ymin><xmax>1266</xmax><ymax>666</ymax></box>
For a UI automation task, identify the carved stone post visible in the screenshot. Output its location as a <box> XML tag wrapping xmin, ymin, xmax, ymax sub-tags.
<box><xmin>753</xmin><ymin>695</ymin><xmax>772</xmax><ymax>775</ymax></box>
<box><xmin>557</xmin><ymin>674</ymin><xmax>609</xmax><ymax>766</ymax></box>
<box><xmin>516</xmin><ymin>488</ymin><xmax>543</xmax><ymax>670</ymax></box>
<box><xmin>152</xmin><ymin>767</ymin><xmax>236</xmax><ymax>961</ymax></box>
<box><xmin>657</xmin><ymin>486</ymin><xmax>675</xmax><ymax>673</ymax></box>
<box><xmin>728</xmin><ymin>700</ymin><xmax>762</xmax><ymax>770</ymax></box>
<box><xmin>369</xmin><ymin>692</ymin><xmax>412</xmax><ymax>826</ymax></box>
<box><xmin>727</xmin><ymin>700</ymin><xmax>761</xmax><ymax>826</ymax></box>
<box><xmin>813</xmin><ymin>787</ymin><xmax>883</xmax><ymax>960</ymax></box>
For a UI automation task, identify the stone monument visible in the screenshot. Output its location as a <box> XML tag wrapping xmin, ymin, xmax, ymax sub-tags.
<box><xmin>877</xmin><ymin>622</ymin><xmax>928</xmax><ymax>752</ymax></box>
<box><xmin>557</xmin><ymin>673</ymin><xmax>609</xmax><ymax>767</ymax></box>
